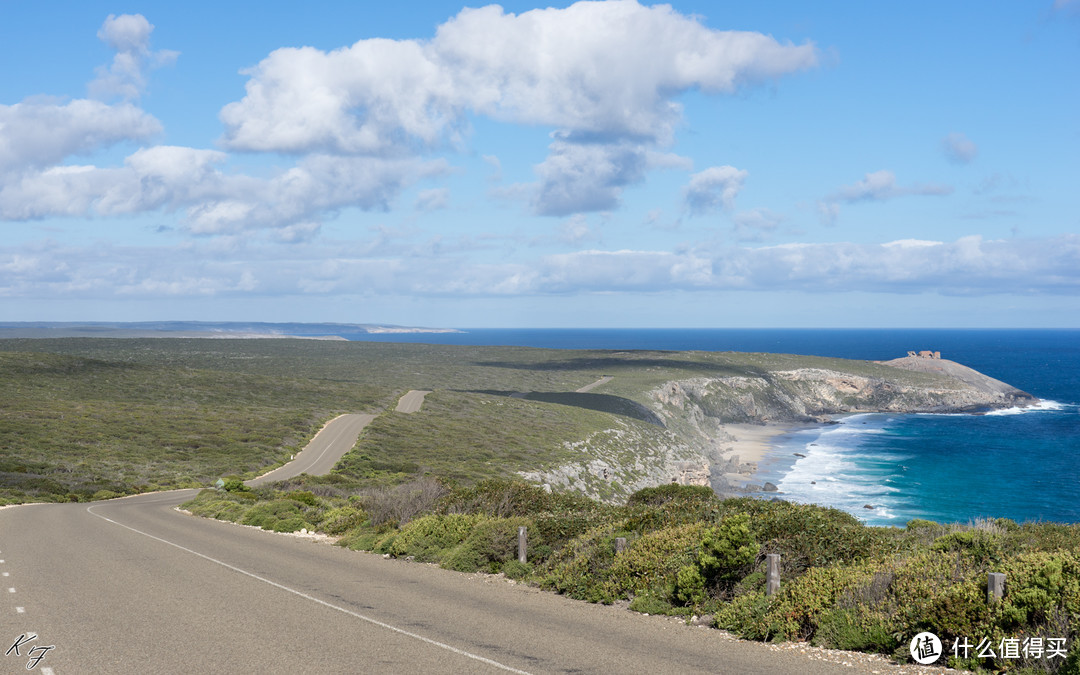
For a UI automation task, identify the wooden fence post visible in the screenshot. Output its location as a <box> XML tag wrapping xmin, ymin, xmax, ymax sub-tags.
<box><xmin>518</xmin><ymin>526</ymin><xmax>527</xmax><ymax>564</ymax></box>
<box><xmin>766</xmin><ymin>554</ymin><xmax>781</xmax><ymax>596</ymax></box>
<box><xmin>615</xmin><ymin>537</ymin><xmax>627</xmax><ymax>554</ymax></box>
<box><xmin>988</xmin><ymin>572</ymin><xmax>1006</xmax><ymax>603</ymax></box>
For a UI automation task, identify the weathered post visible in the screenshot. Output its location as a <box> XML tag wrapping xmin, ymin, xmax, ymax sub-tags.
<box><xmin>518</xmin><ymin>526</ymin><xmax>528</xmax><ymax>564</ymax></box>
<box><xmin>766</xmin><ymin>554</ymin><xmax>781</xmax><ymax>596</ymax></box>
<box><xmin>988</xmin><ymin>572</ymin><xmax>1006</xmax><ymax>603</ymax></box>
<box><xmin>615</xmin><ymin>537</ymin><xmax>627</xmax><ymax>554</ymax></box>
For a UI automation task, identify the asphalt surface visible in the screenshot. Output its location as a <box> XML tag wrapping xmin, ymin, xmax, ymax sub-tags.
<box><xmin>394</xmin><ymin>390</ymin><xmax>432</xmax><ymax>414</ymax></box>
<box><xmin>4</xmin><ymin>492</ymin><xmax>892</xmax><ymax>674</ymax></box>
<box><xmin>247</xmin><ymin>413</ymin><xmax>375</xmax><ymax>487</ymax></box>
<box><xmin>0</xmin><ymin>409</ymin><xmax>911</xmax><ymax>674</ymax></box>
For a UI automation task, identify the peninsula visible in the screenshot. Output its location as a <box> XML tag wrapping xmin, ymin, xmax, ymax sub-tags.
<box><xmin>0</xmin><ymin>337</ymin><xmax>1035</xmax><ymax>506</ymax></box>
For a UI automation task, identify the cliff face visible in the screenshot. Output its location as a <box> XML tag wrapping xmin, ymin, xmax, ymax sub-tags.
<box><xmin>521</xmin><ymin>358</ymin><xmax>1036</xmax><ymax>503</ymax></box>
<box><xmin>649</xmin><ymin>361</ymin><xmax>1037</xmax><ymax>425</ymax></box>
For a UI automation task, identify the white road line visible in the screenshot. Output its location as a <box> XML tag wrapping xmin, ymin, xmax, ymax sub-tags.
<box><xmin>7</xmin><ymin>587</ymin><xmax>14</xmax><ymax>593</ymax></box>
<box><xmin>41</xmin><ymin>668</ymin><xmax>55</xmax><ymax>675</ymax></box>
<box><xmin>86</xmin><ymin>505</ymin><xmax>532</xmax><ymax>675</ymax></box>
<box><xmin>2</xmin><ymin>571</ymin><xmax>9</xmax><ymax>576</ymax></box>
<box><xmin>16</xmin><ymin>606</ymin><xmax>24</xmax><ymax>613</ymax></box>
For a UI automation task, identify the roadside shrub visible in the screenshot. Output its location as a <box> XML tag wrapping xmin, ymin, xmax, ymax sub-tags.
<box><xmin>222</xmin><ymin>477</ymin><xmax>251</xmax><ymax>493</ymax></box>
<box><xmin>441</xmin><ymin>479</ymin><xmax>558</xmax><ymax>517</ymax></box>
<box><xmin>730</xmin><ymin>561</ymin><xmax>877</xmax><ymax>641</ymax></box>
<box><xmin>285</xmin><ymin>490</ymin><xmax>319</xmax><ymax>507</ymax></box>
<box><xmin>532</xmin><ymin>511</ymin><xmax>615</xmax><ymax>554</ymax></box>
<box><xmin>358</xmin><ymin>478</ymin><xmax>449</xmax><ymax>527</ymax></box>
<box><xmin>92</xmin><ymin>489</ymin><xmax>121</xmax><ymax>500</ymax></box>
<box><xmin>1000</xmin><ymin>551</ymin><xmax>1080</xmax><ymax>628</ymax></box>
<box><xmin>812</xmin><ymin>608</ymin><xmax>898</xmax><ymax>653</ymax></box>
<box><xmin>441</xmin><ymin>517</ymin><xmax>537</xmax><ymax>573</ymax></box>
<box><xmin>931</xmin><ymin>530</ymin><xmax>1003</xmax><ymax>567</ymax></box>
<box><xmin>541</xmin><ymin>524</ymin><xmax>622</xmax><ymax>604</ymax></box>
<box><xmin>502</xmin><ymin>560</ymin><xmax>533</xmax><ymax>580</ymax></box>
<box><xmin>317</xmin><ymin>506</ymin><xmax>367</xmax><ymax>535</ymax></box>
<box><xmin>271</xmin><ymin>517</ymin><xmax>308</xmax><ymax>533</ymax></box>
<box><xmin>388</xmin><ymin>513</ymin><xmax>484</xmax><ymax>562</ymax></box>
<box><xmin>605</xmin><ymin>522</ymin><xmax>709</xmax><ymax>600</ymax></box>
<box><xmin>241</xmin><ymin>499</ymin><xmax>304</xmax><ymax>530</ymax></box>
<box><xmin>722</xmin><ymin>497</ymin><xmax>892</xmax><ymax>572</ymax></box>
<box><xmin>668</xmin><ymin>514</ymin><xmax>758</xmax><ymax>607</ymax></box>
<box><xmin>698</xmin><ymin>514</ymin><xmax>758</xmax><ymax>585</ymax></box>
<box><xmin>625</xmin><ymin>485</ymin><xmax>721</xmax><ymax>532</ymax></box>
<box><xmin>628</xmin><ymin>591</ymin><xmax>677</xmax><ymax>616</ymax></box>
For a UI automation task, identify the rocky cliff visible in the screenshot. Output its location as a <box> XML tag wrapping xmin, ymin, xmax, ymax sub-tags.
<box><xmin>522</xmin><ymin>357</ymin><xmax>1036</xmax><ymax>502</ymax></box>
<box><xmin>649</xmin><ymin>360</ymin><xmax>1036</xmax><ymax>425</ymax></box>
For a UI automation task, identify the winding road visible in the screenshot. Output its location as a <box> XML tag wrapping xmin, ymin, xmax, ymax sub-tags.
<box><xmin>2</xmin><ymin>407</ymin><xmax>897</xmax><ymax>673</ymax></box>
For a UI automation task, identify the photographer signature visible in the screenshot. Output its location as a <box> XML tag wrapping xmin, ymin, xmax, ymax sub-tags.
<box><xmin>6</xmin><ymin>633</ymin><xmax>54</xmax><ymax>670</ymax></box>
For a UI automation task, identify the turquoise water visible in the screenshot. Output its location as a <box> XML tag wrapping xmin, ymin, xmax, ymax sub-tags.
<box><xmin>343</xmin><ymin>328</ymin><xmax>1080</xmax><ymax>526</ymax></box>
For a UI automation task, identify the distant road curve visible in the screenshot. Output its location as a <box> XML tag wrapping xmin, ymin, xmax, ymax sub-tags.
<box><xmin>576</xmin><ymin>376</ymin><xmax>613</xmax><ymax>393</ymax></box>
<box><xmin>395</xmin><ymin>390</ymin><xmax>432</xmax><ymax>413</ymax></box>
<box><xmin>247</xmin><ymin>413</ymin><xmax>375</xmax><ymax>486</ymax></box>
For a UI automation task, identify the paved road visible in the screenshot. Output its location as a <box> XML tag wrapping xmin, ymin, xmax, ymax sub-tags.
<box><xmin>0</xmin><ymin>407</ymin><xmax>904</xmax><ymax>674</ymax></box>
<box><xmin>247</xmin><ymin>413</ymin><xmax>375</xmax><ymax>487</ymax></box>
<box><xmin>394</xmin><ymin>390</ymin><xmax>431</xmax><ymax>414</ymax></box>
<box><xmin>575</xmin><ymin>376</ymin><xmax>613</xmax><ymax>393</ymax></box>
<box><xmin>3</xmin><ymin>493</ymin><xmax>888</xmax><ymax>674</ymax></box>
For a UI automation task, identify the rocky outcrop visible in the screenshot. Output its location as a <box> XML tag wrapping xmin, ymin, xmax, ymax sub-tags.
<box><xmin>882</xmin><ymin>357</ymin><xmax>1035</xmax><ymax>406</ymax></box>
<box><xmin>649</xmin><ymin>362</ymin><xmax>1036</xmax><ymax>426</ymax></box>
<box><xmin>517</xmin><ymin>420</ymin><xmax>713</xmax><ymax>503</ymax></box>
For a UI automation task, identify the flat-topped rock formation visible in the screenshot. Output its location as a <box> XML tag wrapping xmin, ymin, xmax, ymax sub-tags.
<box><xmin>883</xmin><ymin>356</ymin><xmax>1036</xmax><ymax>407</ymax></box>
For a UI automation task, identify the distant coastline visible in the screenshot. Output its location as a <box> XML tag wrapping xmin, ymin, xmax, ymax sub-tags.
<box><xmin>0</xmin><ymin>321</ymin><xmax>463</xmax><ymax>340</ymax></box>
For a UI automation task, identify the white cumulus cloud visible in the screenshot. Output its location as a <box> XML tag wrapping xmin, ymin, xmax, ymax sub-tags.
<box><xmin>684</xmin><ymin>166</ymin><xmax>748</xmax><ymax>215</ymax></box>
<box><xmin>90</xmin><ymin>14</ymin><xmax>178</xmax><ymax>100</ymax></box>
<box><xmin>219</xmin><ymin>0</ymin><xmax>817</xmax><ymax>216</ymax></box>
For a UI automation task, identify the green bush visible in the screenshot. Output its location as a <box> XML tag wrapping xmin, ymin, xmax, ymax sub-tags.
<box><xmin>669</xmin><ymin>514</ymin><xmax>757</xmax><ymax>607</ymax></box>
<box><xmin>388</xmin><ymin>513</ymin><xmax>484</xmax><ymax>562</ymax></box>
<box><xmin>811</xmin><ymin>608</ymin><xmax>898</xmax><ymax>653</ymax></box>
<box><xmin>699</xmin><ymin>514</ymin><xmax>758</xmax><ymax>584</ymax></box>
<box><xmin>441</xmin><ymin>517</ymin><xmax>536</xmax><ymax>573</ymax></box>
<box><xmin>624</xmin><ymin>485</ymin><xmax>721</xmax><ymax>532</ymax></box>
<box><xmin>722</xmin><ymin>497</ymin><xmax>892</xmax><ymax>572</ymax></box>
<box><xmin>222</xmin><ymin>477</ymin><xmax>251</xmax><ymax>493</ymax></box>
<box><xmin>932</xmin><ymin>530</ymin><xmax>1003</xmax><ymax>566</ymax></box>
<box><xmin>1000</xmin><ymin>551</ymin><xmax>1080</xmax><ymax>628</ymax></box>
<box><xmin>241</xmin><ymin>499</ymin><xmax>304</xmax><ymax>530</ymax></box>
<box><xmin>318</xmin><ymin>506</ymin><xmax>367</xmax><ymax>535</ymax></box>
<box><xmin>605</xmin><ymin>522</ymin><xmax>708</xmax><ymax>600</ymax></box>
<box><xmin>629</xmin><ymin>591</ymin><xmax>677</xmax><ymax>616</ymax></box>
<box><xmin>502</xmin><ymin>560</ymin><xmax>533</xmax><ymax>580</ymax></box>
<box><xmin>285</xmin><ymin>490</ymin><xmax>319</xmax><ymax>507</ymax></box>
<box><xmin>541</xmin><ymin>524</ymin><xmax>622</xmax><ymax>603</ymax></box>
<box><xmin>271</xmin><ymin>517</ymin><xmax>308</xmax><ymax>533</ymax></box>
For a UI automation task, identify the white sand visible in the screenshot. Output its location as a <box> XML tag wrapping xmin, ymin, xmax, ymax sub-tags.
<box><xmin>714</xmin><ymin>422</ymin><xmax>815</xmax><ymax>489</ymax></box>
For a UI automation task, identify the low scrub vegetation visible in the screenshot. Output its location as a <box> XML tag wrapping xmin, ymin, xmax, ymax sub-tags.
<box><xmin>0</xmin><ymin>349</ymin><xmax>382</xmax><ymax>504</ymax></box>
<box><xmin>183</xmin><ymin>479</ymin><xmax>1080</xmax><ymax>672</ymax></box>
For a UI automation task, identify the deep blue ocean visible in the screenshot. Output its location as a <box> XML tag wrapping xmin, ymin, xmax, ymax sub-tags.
<box><xmin>343</xmin><ymin>329</ymin><xmax>1080</xmax><ymax>527</ymax></box>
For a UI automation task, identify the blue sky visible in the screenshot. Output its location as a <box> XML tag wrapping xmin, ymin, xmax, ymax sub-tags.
<box><xmin>2</xmin><ymin>1</ymin><xmax>1078</xmax><ymax>328</ymax></box>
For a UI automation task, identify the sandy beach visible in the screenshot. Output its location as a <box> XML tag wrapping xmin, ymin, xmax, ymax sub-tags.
<box><xmin>713</xmin><ymin>422</ymin><xmax>818</xmax><ymax>493</ymax></box>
